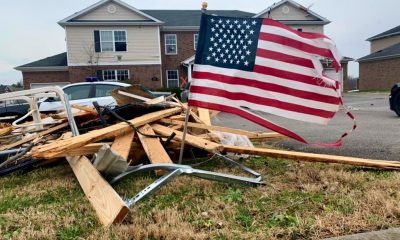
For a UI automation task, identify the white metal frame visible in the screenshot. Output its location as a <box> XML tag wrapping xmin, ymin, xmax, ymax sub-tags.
<box><xmin>0</xmin><ymin>87</ymin><xmax>79</xmax><ymax>135</ymax></box>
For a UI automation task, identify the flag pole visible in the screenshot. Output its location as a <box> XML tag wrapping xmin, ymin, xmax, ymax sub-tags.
<box><xmin>178</xmin><ymin>2</ymin><xmax>207</xmax><ymax>164</ymax></box>
<box><xmin>178</xmin><ymin>105</ymin><xmax>191</xmax><ymax>164</ymax></box>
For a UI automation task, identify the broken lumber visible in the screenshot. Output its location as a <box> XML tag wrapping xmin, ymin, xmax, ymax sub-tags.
<box><xmin>111</xmin><ymin>130</ymin><xmax>135</xmax><ymax>160</ymax></box>
<box><xmin>151</xmin><ymin>123</ymin><xmax>223</xmax><ymax>153</ymax></box>
<box><xmin>197</xmin><ymin>108</ymin><xmax>212</xmax><ymax>125</ymax></box>
<box><xmin>66</xmin><ymin>156</ymin><xmax>129</xmax><ymax>227</ymax></box>
<box><xmin>32</xmin><ymin>107</ymin><xmax>182</xmax><ymax>159</ymax></box>
<box><xmin>159</xmin><ymin>119</ymin><xmax>283</xmax><ymax>139</ymax></box>
<box><xmin>0</xmin><ymin>122</ymin><xmax>69</xmax><ymax>151</ymax></box>
<box><xmin>137</xmin><ymin>124</ymin><xmax>173</xmax><ymax>164</ymax></box>
<box><xmin>223</xmin><ymin>145</ymin><xmax>400</xmax><ymax>170</ymax></box>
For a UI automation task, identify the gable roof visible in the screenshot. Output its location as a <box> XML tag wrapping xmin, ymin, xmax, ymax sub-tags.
<box><xmin>366</xmin><ymin>25</ymin><xmax>400</xmax><ymax>41</ymax></box>
<box><xmin>357</xmin><ymin>43</ymin><xmax>400</xmax><ymax>63</ymax></box>
<box><xmin>15</xmin><ymin>53</ymin><xmax>68</xmax><ymax>71</ymax></box>
<box><xmin>253</xmin><ymin>0</ymin><xmax>330</xmax><ymax>25</ymax></box>
<box><xmin>58</xmin><ymin>0</ymin><xmax>163</xmax><ymax>27</ymax></box>
<box><xmin>141</xmin><ymin>10</ymin><xmax>254</xmax><ymax>30</ymax></box>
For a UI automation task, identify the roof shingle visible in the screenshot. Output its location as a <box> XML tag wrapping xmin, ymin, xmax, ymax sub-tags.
<box><xmin>357</xmin><ymin>43</ymin><xmax>400</xmax><ymax>62</ymax></box>
<box><xmin>366</xmin><ymin>25</ymin><xmax>400</xmax><ymax>41</ymax></box>
<box><xmin>16</xmin><ymin>52</ymin><xmax>67</xmax><ymax>68</ymax></box>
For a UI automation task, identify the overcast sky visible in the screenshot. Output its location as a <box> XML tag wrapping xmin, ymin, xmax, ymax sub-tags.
<box><xmin>0</xmin><ymin>0</ymin><xmax>398</xmax><ymax>85</ymax></box>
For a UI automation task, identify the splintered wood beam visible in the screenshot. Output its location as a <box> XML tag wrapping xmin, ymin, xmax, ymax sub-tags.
<box><xmin>138</xmin><ymin>124</ymin><xmax>173</xmax><ymax>175</ymax></box>
<box><xmin>31</xmin><ymin>107</ymin><xmax>182</xmax><ymax>159</ymax></box>
<box><xmin>151</xmin><ymin>123</ymin><xmax>223</xmax><ymax>153</ymax></box>
<box><xmin>159</xmin><ymin>119</ymin><xmax>283</xmax><ymax>139</ymax></box>
<box><xmin>0</xmin><ymin>122</ymin><xmax>69</xmax><ymax>151</ymax></box>
<box><xmin>111</xmin><ymin>131</ymin><xmax>135</xmax><ymax>160</ymax></box>
<box><xmin>137</xmin><ymin>124</ymin><xmax>173</xmax><ymax>164</ymax></box>
<box><xmin>66</xmin><ymin>156</ymin><xmax>129</xmax><ymax>227</ymax></box>
<box><xmin>223</xmin><ymin>145</ymin><xmax>400</xmax><ymax>170</ymax></box>
<box><xmin>197</xmin><ymin>108</ymin><xmax>211</xmax><ymax>125</ymax></box>
<box><xmin>58</xmin><ymin>141</ymin><xmax>183</xmax><ymax>157</ymax></box>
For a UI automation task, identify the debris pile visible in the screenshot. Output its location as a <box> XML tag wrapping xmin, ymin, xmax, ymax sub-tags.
<box><xmin>1</xmin><ymin>86</ymin><xmax>400</xmax><ymax>226</ymax></box>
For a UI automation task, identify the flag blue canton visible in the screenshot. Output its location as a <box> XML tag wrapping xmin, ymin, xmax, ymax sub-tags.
<box><xmin>195</xmin><ymin>14</ymin><xmax>263</xmax><ymax>71</ymax></box>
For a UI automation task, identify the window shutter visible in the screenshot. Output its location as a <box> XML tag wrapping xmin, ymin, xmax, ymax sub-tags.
<box><xmin>94</xmin><ymin>30</ymin><xmax>101</xmax><ymax>52</ymax></box>
<box><xmin>96</xmin><ymin>70</ymin><xmax>103</xmax><ymax>81</ymax></box>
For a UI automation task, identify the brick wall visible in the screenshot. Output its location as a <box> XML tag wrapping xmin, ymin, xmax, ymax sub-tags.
<box><xmin>69</xmin><ymin>64</ymin><xmax>162</xmax><ymax>90</ymax></box>
<box><xmin>359</xmin><ymin>58</ymin><xmax>400</xmax><ymax>90</ymax></box>
<box><xmin>22</xmin><ymin>71</ymin><xmax>70</xmax><ymax>89</ymax></box>
<box><xmin>160</xmin><ymin>31</ymin><xmax>197</xmax><ymax>88</ymax></box>
<box><xmin>341</xmin><ymin>62</ymin><xmax>349</xmax><ymax>91</ymax></box>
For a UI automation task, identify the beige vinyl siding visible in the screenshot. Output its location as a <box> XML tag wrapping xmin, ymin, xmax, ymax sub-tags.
<box><xmin>66</xmin><ymin>26</ymin><xmax>161</xmax><ymax>66</ymax></box>
<box><xmin>261</xmin><ymin>3</ymin><xmax>319</xmax><ymax>21</ymax></box>
<box><xmin>76</xmin><ymin>2</ymin><xmax>148</xmax><ymax>21</ymax></box>
<box><xmin>370</xmin><ymin>35</ymin><xmax>400</xmax><ymax>53</ymax></box>
<box><xmin>286</xmin><ymin>25</ymin><xmax>324</xmax><ymax>34</ymax></box>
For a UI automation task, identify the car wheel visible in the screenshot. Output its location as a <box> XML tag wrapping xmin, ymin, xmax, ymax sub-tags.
<box><xmin>394</xmin><ymin>93</ymin><xmax>400</xmax><ymax>117</ymax></box>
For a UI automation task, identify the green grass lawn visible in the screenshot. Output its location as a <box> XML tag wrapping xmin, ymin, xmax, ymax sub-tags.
<box><xmin>1</xmin><ymin>157</ymin><xmax>400</xmax><ymax>240</ymax></box>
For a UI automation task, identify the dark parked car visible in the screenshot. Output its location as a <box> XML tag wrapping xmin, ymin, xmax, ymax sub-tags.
<box><xmin>389</xmin><ymin>83</ymin><xmax>400</xmax><ymax>117</ymax></box>
<box><xmin>0</xmin><ymin>100</ymin><xmax>29</xmax><ymax>121</ymax></box>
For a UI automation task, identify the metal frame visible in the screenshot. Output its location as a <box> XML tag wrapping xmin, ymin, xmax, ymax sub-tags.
<box><xmin>110</xmin><ymin>163</ymin><xmax>264</xmax><ymax>208</ymax></box>
<box><xmin>0</xmin><ymin>86</ymin><xmax>79</xmax><ymax>135</ymax></box>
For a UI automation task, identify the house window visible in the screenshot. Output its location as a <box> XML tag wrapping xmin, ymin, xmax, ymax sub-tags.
<box><xmin>194</xmin><ymin>34</ymin><xmax>199</xmax><ymax>50</ymax></box>
<box><xmin>99</xmin><ymin>30</ymin><xmax>127</xmax><ymax>52</ymax></box>
<box><xmin>166</xmin><ymin>70</ymin><xmax>179</xmax><ymax>88</ymax></box>
<box><xmin>165</xmin><ymin>34</ymin><xmax>177</xmax><ymax>54</ymax></box>
<box><xmin>102</xmin><ymin>69</ymin><xmax>129</xmax><ymax>81</ymax></box>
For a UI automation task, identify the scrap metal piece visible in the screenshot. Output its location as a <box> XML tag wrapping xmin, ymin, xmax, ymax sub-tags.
<box><xmin>110</xmin><ymin>163</ymin><xmax>264</xmax><ymax>208</ymax></box>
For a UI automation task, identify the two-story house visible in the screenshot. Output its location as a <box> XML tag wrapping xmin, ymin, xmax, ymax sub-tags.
<box><xmin>15</xmin><ymin>0</ymin><xmax>351</xmax><ymax>91</ymax></box>
<box><xmin>358</xmin><ymin>25</ymin><xmax>400</xmax><ymax>90</ymax></box>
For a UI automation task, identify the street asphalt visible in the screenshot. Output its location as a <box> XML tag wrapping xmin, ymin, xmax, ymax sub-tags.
<box><xmin>212</xmin><ymin>92</ymin><xmax>400</xmax><ymax>160</ymax></box>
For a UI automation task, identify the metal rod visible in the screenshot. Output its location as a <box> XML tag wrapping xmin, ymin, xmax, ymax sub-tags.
<box><xmin>178</xmin><ymin>106</ymin><xmax>191</xmax><ymax>164</ymax></box>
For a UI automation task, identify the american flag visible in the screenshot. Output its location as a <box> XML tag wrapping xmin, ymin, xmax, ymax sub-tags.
<box><xmin>189</xmin><ymin>14</ymin><xmax>347</xmax><ymax>144</ymax></box>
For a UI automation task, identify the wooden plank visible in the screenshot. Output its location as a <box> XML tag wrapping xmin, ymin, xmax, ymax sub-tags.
<box><xmin>32</xmin><ymin>108</ymin><xmax>182</xmax><ymax>159</ymax></box>
<box><xmin>111</xmin><ymin>131</ymin><xmax>135</xmax><ymax>160</ymax></box>
<box><xmin>137</xmin><ymin>124</ymin><xmax>173</xmax><ymax>164</ymax></box>
<box><xmin>66</xmin><ymin>156</ymin><xmax>129</xmax><ymax>227</ymax></box>
<box><xmin>159</xmin><ymin>119</ymin><xmax>283</xmax><ymax>139</ymax></box>
<box><xmin>151</xmin><ymin>124</ymin><xmax>223</xmax><ymax>153</ymax></box>
<box><xmin>197</xmin><ymin>108</ymin><xmax>211</xmax><ymax>125</ymax></box>
<box><xmin>223</xmin><ymin>145</ymin><xmax>400</xmax><ymax>170</ymax></box>
<box><xmin>0</xmin><ymin>122</ymin><xmax>69</xmax><ymax>151</ymax></box>
<box><xmin>71</xmin><ymin>104</ymin><xmax>98</xmax><ymax>115</ymax></box>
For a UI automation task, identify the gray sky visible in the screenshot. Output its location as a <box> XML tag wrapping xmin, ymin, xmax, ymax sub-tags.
<box><xmin>0</xmin><ymin>0</ymin><xmax>398</xmax><ymax>85</ymax></box>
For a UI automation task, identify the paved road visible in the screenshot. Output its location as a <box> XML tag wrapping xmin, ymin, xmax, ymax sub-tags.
<box><xmin>212</xmin><ymin>93</ymin><xmax>400</xmax><ymax>160</ymax></box>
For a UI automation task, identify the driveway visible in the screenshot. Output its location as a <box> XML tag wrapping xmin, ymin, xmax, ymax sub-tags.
<box><xmin>212</xmin><ymin>92</ymin><xmax>400</xmax><ymax>160</ymax></box>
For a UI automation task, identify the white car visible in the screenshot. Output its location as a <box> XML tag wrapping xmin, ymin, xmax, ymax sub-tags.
<box><xmin>39</xmin><ymin>82</ymin><xmax>132</xmax><ymax>112</ymax></box>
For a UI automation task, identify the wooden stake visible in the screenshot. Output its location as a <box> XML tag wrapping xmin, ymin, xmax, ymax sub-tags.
<box><xmin>66</xmin><ymin>156</ymin><xmax>129</xmax><ymax>227</ymax></box>
<box><xmin>223</xmin><ymin>145</ymin><xmax>400</xmax><ymax>170</ymax></box>
<box><xmin>151</xmin><ymin>123</ymin><xmax>223</xmax><ymax>153</ymax></box>
<box><xmin>111</xmin><ymin>131</ymin><xmax>135</xmax><ymax>160</ymax></box>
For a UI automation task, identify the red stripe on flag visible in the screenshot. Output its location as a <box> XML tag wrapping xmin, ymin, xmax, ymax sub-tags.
<box><xmin>259</xmin><ymin>32</ymin><xmax>336</xmax><ymax>60</ymax></box>
<box><xmin>192</xmin><ymin>71</ymin><xmax>341</xmax><ymax>104</ymax></box>
<box><xmin>256</xmin><ymin>48</ymin><xmax>315</xmax><ymax>68</ymax></box>
<box><xmin>253</xmin><ymin>64</ymin><xmax>331</xmax><ymax>88</ymax></box>
<box><xmin>190</xmin><ymin>85</ymin><xmax>336</xmax><ymax>118</ymax></box>
<box><xmin>188</xmin><ymin>99</ymin><xmax>308</xmax><ymax>144</ymax></box>
<box><xmin>263</xmin><ymin>18</ymin><xmax>331</xmax><ymax>40</ymax></box>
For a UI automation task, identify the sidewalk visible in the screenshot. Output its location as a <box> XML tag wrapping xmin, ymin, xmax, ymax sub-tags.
<box><xmin>325</xmin><ymin>228</ymin><xmax>400</xmax><ymax>240</ymax></box>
